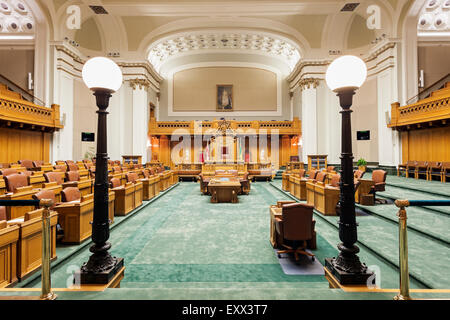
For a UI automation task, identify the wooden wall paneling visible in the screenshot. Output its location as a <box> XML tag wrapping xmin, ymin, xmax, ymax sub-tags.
<box><xmin>281</xmin><ymin>135</ymin><xmax>291</xmax><ymax>167</ymax></box>
<box><xmin>401</xmin><ymin>131</ymin><xmax>409</xmax><ymax>163</ymax></box>
<box><xmin>402</xmin><ymin>127</ymin><xmax>450</xmax><ymax>162</ymax></box>
<box><xmin>0</xmin><ymin>128</ymin><xmax>50</xmax><ymax>164</ymax></box>
<box><xmin>159</xmin><ymin>135</ymin><xmax>170</xmax><ymax>167</ymax></box>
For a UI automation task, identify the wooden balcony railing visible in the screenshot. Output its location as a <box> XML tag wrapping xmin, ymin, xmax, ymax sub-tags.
<box><xmin>389</xmin><ymin>82</ymin><xmax>450</xmax><ymax>130</ymax></box>
<box><xmin>0</xmin><ymin>84</ymin><xmax>63</xmax><ymax>131</ymax></box>
<box><xmin>149</xmin><ymin>117</ymin><xmax>301</xmax><ymax>136</ymax></box>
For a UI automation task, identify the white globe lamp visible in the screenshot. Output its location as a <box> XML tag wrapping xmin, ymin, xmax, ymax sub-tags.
<box><xmin>82</xmin><ymin>57</ymin><xmax>122</xmax><ymax>93</ymax></box>
<box><xmin>326</xmin><ymin>55</ymin><xmax>367</xmax><ymax>92</ymax></box>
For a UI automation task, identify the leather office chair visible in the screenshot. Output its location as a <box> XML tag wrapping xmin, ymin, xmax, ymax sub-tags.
<box><xmin>239</xmin><ymin>172</ymin><xmax>250</xmax><ymax>195</ymax></box>
<box><xmin>0</xmin><ymin>168</ymin><xmax>18</xmax><ymax>177</ymax></box>
<box><xmin>18</xmin><ymin>160</ymin><xmax>34</xmax><ymax>169</ymax></box>
<box><xmin>353</xmin><ymin>169</ymin><xmax>365</xmax><ymax>185</ymax></box>
<box><xmin>32</xmin><ymin>160</ymin><xmax>44</xmax><ymax>168</ymax></box>
<box><xmin>33</xmin><ymin>189</ymin><xmax>57</xmax><ymax>209</ymax></box>
<box><xmin>427</xmin><ymin>162</ymin><xmax>442</xmax><ymax>181</ymax></box>
<box><xmin>4</xmin><ymin>174</ymin><xmax>29</xmax><ymax>193</ymax></box>
<box><xmin>53</xmin><ymin>164</ymin><xmax>67</xmax><ymax>173</ymax></box>
<box><xmin>305</xmin><ymin>170</ymin><xmax>318</xmax><ymax>180</ymax></box>
<box><xmin>298</xmin><ymin>169</ymin><xmax>306</xmax><ymax>178</ymax></box>
<box><xmin>44</xmin><ymin>172</ymin><xmax>64</xmax><ymax>185</ymax></box>
<box><xmin>370</xmin><ymin>170</ymin><xmax>387</xmax><ymax>203</ymax></box>
<box><xmin>61</xmin><ymin>187</ymin><xmax>81</xmax><ymax>202</ymax></box>
<box><xmin>110</xmin><ymin>177</ymin><xmax>121</xmax><ymax>189</ymax></box>
<box><xmin>314</xmin><ymin>171</ymin><xmax>327</xmax><ymax>183</ymax></box>
<box><xmin>275</xmin><ymin>203</ymin><xmax>316</xmax><ymax>261</ymax></box>
<box><xmin>67</xmin><ymin>163</ymin><xmax>79</xmax><ymax>172</ymax></box>
<box><xmin>198</xmin><ymin>174</ymin><xmax>210</xmax><ymax>195</ymax></box>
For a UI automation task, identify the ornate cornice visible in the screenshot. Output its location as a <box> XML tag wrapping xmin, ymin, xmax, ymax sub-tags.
<box><xmin>287</xmin><ymin>60</ymin><xmax>330</xmax><ymax>83</ymax></box>
<box><xmin>129</xmin><ymin>78</ymin><xmax>151</xmax><ymax>90</ymax></box>
<box><xmin>298</xmin><ymin>78</ymin><xmax>320</xmax><ymax>91</ymax></box>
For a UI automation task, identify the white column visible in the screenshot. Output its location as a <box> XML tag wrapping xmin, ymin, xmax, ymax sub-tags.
<box><xmin>131</xmin><ymin>85</ymin><xmax>149</xmax><ymax>163</ymax></box>
<box><xmin>377</xmin><ymin>69</ymin><xmax>401</xmax><ymax>167</ymax></box>
<box><xmin>301</xmin><ymin>86</ymin><xmax>318</xmax><ymax>163</ymax></box>
<box><xmin>53</xmin><ymin>70</ymin><xmax>74</xmax><ymax>161</ymax></box>
<box><xmin>319</xmin><ymin>82</ymin><xmax>341</xmax><ymax>164</ymax></box>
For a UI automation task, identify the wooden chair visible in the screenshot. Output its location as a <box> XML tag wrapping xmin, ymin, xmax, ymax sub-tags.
<box><xmin>7</xmin><ymin>208</ymin><xmax>58</xmax><ymax>279</ymax></box>
<box><xmin>427</xmin><ymin>162</ymin><xmax>442</xmax><ymax>181</ymax></box>
<box><xmin>414</xmin><ymin>161</ymin><xmax>428</xmax><ymax>179</ymax></box>
<box><xmin>406</xmin><ymin>161</ymin><xmax>417</xmax><ymax>178</ymax></box>
<box><xmin>275</xmin><ymin>203</ymin><xmax>316</xmax><ymax>261</ymax></box>
<box><xmin>53</xmin><ymin>187</ymin><xmax>94</xmax><ymax>244</ymax></box>
<box><xmin>442</xmin><ymin>162</ymin><xmax>450</xmax><ymax>183</ymax></box>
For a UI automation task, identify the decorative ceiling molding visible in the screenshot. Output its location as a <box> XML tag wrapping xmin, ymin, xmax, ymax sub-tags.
<box><xmin>129</xmin><ymin>78</ymin><xmax>151</xmax><ymax>90</ymax></box>
<box><xmin>0</xmin><ymin>0</ymin><xmax>35</xmax><ymax>34</ymax></box>
<box><xmin>148</xmin><ymin>31</ymin><xmax>301</xmax><ymax>73</ymax></box>
<box><xmin>418</xmin><ymin>0</ymin><xmax>450</xmax><ymax>34</ymax></box>
<box><xmin>298</xmin><ymin>78</ymin><xmax>320</xmax><ymax>91</ymax></box>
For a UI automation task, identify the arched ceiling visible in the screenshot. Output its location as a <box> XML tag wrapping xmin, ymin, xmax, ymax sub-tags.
<box><xmin>148</xmin><ymin>31</ymin><xmax>301</xmax><ymax>73</ymax></box>
<box><xmin>30</xmin><ymin>0</ymin><xmax>426</xmax><ymax>76</ymax></box>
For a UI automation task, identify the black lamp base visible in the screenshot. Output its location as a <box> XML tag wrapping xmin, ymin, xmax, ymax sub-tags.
<box><xmin>325</xmin><ymin>258</ymin><xmax>375</xmax><ymax>286</ymax></box>
<box><xmin>78</xmin><ymin>257</ymin><xmax>124</xmax><ymax>285</ymax></box>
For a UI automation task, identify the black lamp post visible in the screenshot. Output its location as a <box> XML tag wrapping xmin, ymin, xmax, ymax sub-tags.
<box><xmin>78</xmin><ymin>57</ymin><xmax>124</xmax><ymax>284</ymax></box>
<box><xmin>324</xmin><ymin>55</ymin><xmax>374</xmax><ymax>285</ymax></box>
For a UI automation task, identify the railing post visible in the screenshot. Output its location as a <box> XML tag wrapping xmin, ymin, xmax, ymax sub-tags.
<box><xmin>39</xmin><ymin>199</ymin><xmax>57</xmax><ymax>300</ymax></box>
<box><xmin>394</xmin><ymin>199</ymin><xmax>411</xmax><ymax>300</ymax></box>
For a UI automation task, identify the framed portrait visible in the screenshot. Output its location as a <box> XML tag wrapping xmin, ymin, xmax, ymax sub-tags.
<box><xmin>216</xmin><ymin>85</ymin><xmax>233</xmax><ymax>111</ymax></box>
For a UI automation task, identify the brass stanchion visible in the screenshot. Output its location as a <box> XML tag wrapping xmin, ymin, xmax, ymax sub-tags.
<box><xmin>39</xmin><ymin>199</ymin><xmax>57</xmax><ymax>300</ymax></box>
<box><xmin>394</xmin><ymin>199</ymin><xmax>412</xmax><ymax>300</ymax></box>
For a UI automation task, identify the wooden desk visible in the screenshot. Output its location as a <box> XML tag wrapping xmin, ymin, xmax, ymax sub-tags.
<box><xmin>355</xmin><ymin>179</ymin><xmax>375</xmax><ymax>205</ymax></box>
<box><xmin>208</xmin><ymin>178</ymin><xmax>241</xmax><ymax>203</ymax></box>
<box><xmin>0</xmin><ymin>176</ymin><xmax>5</xmax><ymax>195</ymax></box>
<box><xmin>269</xmin><ymin>206</ymin><xmax>283</xmax><ymax>248</ymax></box>
<box><xmin>282</xmin><ymin>172</ymin><xmax>290</xmax><ymax>191</ymax></box>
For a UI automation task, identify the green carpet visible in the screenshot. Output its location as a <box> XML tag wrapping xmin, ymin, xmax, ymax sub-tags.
<box><xmin>271</xmin><ymin>178</ymin><xmax>450</xmax><ymax>289</ymax></box>
<box><xmin>25</xmin><ymin>182</ymin><xmax>338</xmax><ymax>291</ymax></box>
<box><xmin>19</xmin><ymin>179</ymin><xmax>449</xmax><ymax>299</ymax></box>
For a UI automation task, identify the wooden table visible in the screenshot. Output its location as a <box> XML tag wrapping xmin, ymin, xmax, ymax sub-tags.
<box><xmin>208</xmin><ymin>178</ymin><xmax>241</xmax><ymax>203</ymax></box>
